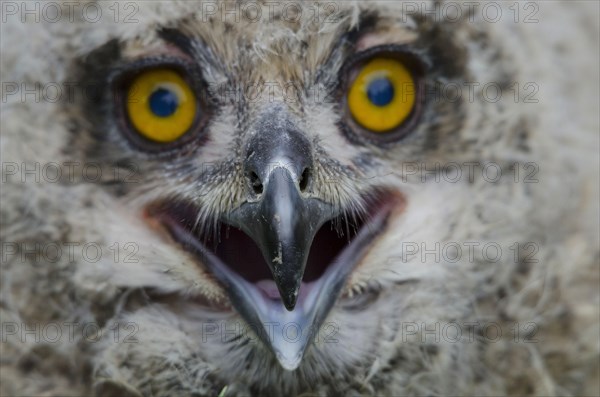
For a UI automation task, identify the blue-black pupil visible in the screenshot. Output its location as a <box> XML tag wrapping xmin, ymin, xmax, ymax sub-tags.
<box><xmin>149</xmin><ymin>88</ymin><xmax>178</xmax><ymax>117</ymax></box>
<box><xmin>367</xmin><ymin>77</ymin><xmax>394</xmax><ymax>107</ymax></box>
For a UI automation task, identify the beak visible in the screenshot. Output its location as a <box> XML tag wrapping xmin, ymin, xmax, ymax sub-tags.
<box><xmin>224</xmin><ymin>167</ymin><xmax>333</xmax><ymax>310</ymax></box>
<box><xmin>223</xmin><ymin>113</ymin><xmax>334</xmax><ymax>311</ymax></box>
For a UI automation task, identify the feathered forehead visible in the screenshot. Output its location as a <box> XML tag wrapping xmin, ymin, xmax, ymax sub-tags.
<box><xmin>109</xmin><ymin>1</ymin><xmax>429</xmax><ymax>81</ymax></box>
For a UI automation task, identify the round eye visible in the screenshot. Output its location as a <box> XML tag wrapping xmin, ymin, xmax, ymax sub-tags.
<box><xmin>126</xmin><ymin>69</ymin><xmax>197</xmax><ymax>143</ymax></box>
<box><xmin>347</xmin><ymin>58</ymin><xmax>416</xmax><ymax>133</ymax></box>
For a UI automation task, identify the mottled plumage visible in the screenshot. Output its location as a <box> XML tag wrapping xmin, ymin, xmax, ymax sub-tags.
<box><xmin>1</xmin><ymin>1</ymin><xmax>598</xmax><ymax>396</ymax></box>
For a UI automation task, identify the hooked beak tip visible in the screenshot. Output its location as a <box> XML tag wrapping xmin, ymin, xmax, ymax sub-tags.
<box><xmin>274</xmin><ymin>278</ymin><xmax>300</xmax><ymax>311</ymax></box>
<box><xmin>283</xmin><ymin>295</ymin><xmax>298</xmax><ymax>311</ymax></box>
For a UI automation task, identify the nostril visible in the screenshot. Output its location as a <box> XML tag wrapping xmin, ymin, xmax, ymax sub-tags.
<box><xmin>298</xmin><ymin>167</ymin><xmax>312</xmax><ymax>193</ymax></box>
<box><xmin>247</xmin><ymin>171</ymin><xmax>264</xmax><ymax>195</ymax></box>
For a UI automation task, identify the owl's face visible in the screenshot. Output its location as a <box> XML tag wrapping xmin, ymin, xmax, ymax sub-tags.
<box><xmin>5</xmin><ymin>0</ymin><xmax>558</xmax><ymax>395</ymax></box>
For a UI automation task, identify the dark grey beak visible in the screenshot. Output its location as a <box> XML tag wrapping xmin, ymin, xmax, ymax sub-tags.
<box><xmin>224</xmin><ymin>122</ymin><xmax>334</xmax><ymax>311</ymax></box>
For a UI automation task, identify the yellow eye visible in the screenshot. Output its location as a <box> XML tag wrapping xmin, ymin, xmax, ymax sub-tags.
<box><xmin>126</xmin><ymin>69</ymin><xmax>197</xmax><ymax>143</ymax></box>
<box><xmin>347</xmin><ymin>58</ymin><xmax>416</xmax><ymax>133</ymax></box>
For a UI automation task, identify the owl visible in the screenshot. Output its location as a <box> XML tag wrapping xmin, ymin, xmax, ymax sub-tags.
<box><xmin>1</xmin><ymin>0</ymin><xmax>598</xmax><ymax>396</ymax></box>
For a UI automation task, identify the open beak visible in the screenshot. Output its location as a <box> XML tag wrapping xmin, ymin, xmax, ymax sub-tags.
<box><xmin>224</xmin><ymin>166</ymin><xmax>332</xmax><ymax>311</ymax></box>
<box><xmin>163</xmin><ymin>199</ymin><xmax>392</xmax><ymax>370</ymax></box>
<box><xmin>155</xmin><ymin>112</ymin><xmax>397</xmax><ymax>370</ymax></box>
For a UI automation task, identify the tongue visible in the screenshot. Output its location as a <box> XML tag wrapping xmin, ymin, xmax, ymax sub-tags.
<box><xmin>255</xmin><ymin>280</ymin><xmax>281</xmax><ymax>300</ymax></box>
<box><xmin>256</xmin><ymin>279</ymin><xmax>317</xmax><ymax>303</ymax></box>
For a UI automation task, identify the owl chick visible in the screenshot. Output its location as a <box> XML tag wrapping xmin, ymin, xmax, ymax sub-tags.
<box><xmin>1</xmin><ymin>1</ymin><xmax>598</xmax><ymax>396</ymax></box>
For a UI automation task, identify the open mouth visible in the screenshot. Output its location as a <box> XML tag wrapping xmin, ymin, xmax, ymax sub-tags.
<box><xmin>151</xmin><ymin>189</ymin><xmax>398</xmax><ymax>370</ymax></box>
